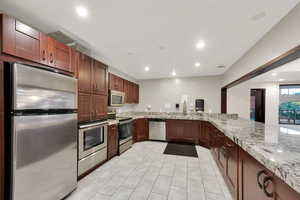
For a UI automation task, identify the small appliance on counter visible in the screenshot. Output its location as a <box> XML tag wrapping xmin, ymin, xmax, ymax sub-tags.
<box><xmin>195</xmin><ymin>99</ymin><xmax>205</xmax><ymax>112</ymax></box>
<box><xmin>117</xmin><ymin>117</ymin><xmax>133</xmax><ymax>154</ymax></box>
<box><xmin>78</xmin><ymin>120</ymin><xmax>108</xmax><ymax>177</ymax></box>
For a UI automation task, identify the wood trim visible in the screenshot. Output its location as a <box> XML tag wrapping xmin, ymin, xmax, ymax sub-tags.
<box><xmin>0</xmin><ymin>60</ymin><xmax>4</xmax><ymax>200</ymax></box>
<box><xmin>221</xmin><ymin>88</ymin><xmax>227</xmax><ymax>113</ymax></box>
<box><xmin>221</xmin><ymin>45</ymin><xmax>300</xmax><ymax>113</ymax></box>
<box><xmin>224</xmin><ymin>45</ymin><xmax>300</xmax><ymax>89</ymax></box>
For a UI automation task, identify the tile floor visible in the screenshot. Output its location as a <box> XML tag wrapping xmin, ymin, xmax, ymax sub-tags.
<box><xmin>67</xmin><ymin>141</ymin><xmax>233</xmax><ymax>200</ymax></box>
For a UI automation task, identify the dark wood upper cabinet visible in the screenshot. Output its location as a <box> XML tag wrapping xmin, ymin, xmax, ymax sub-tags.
<box><xmin>109</xmin><ymin>73</ymin><xmax>123</xmax><ymax>92</ymax></box>
<box><xmin>39</xmin><ymin>33</ymin><xmax>48</xmax><ymax>65</ymax></box>
<box><xmin>92</xmin><ymin>94</ymin><xmax>107</xmax><ymax>120</ymax></box>
<box><xmin>92</xmin><ymin>60</ymin><xmax>107</xmax><ymax>95</ymax></box>
<box><xmin>78</xmin><ymin>93</ymin><xmax>91</xmax><ymax>122</ymax></box>
<box><xmin>78</xmin><ymin>53</ymin><xmax>92</xmax><ymax>93</ymax></box>
<box><xmin>108</xmin><ymin>124</ymin><xmax>118</xmax><ymax>160</ymax></box>
<box><xmin>123</xmin><ymin>79</ymin><xmax>131</xmax><ymax>103</ymax></box>
<box><xmin>53</xmin><ymin>40</ymin><xmax>71</xmax><ymax>72</ymax></box>
<box><xmin>40</xmin><ymin>34</ymin><xmax>72</xmax><ymax>72</ymax></box>
<box><xmin>70</xmin><ymin>48</ymin><xmax>79</xmax><ymax>78</ymax></box>
<box><xmin>1</xmin><ymin>14</ymin><xmax>40</xmax><ymax>63</ymax></box>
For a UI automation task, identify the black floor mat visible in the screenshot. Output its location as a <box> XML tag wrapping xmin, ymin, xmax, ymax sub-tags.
<box><xmin>163</xmin><ymin>143</ymin><xmax>198</xmax><ymax>157</ymax></box>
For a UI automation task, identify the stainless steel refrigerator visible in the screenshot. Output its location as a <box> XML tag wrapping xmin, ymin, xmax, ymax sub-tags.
<box><xmin>8</xmin><ymin>63</ymin><xmax>78</xmax><ymax>200</ymax></box>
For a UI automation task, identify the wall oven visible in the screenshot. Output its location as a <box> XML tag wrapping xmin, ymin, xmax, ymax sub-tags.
<box><xmin>118</xmin><ymin>118</ymin><xmax>133</xmax><ymax>154</ymax></box>
<box><xmin>78</xmin><ymin>121</ymin><xmax>108</xmax><ymax>176</ymax></box>
<box><xmin>109</xmin><ymin>90</ymin><xmax>125</xmax><ymax>107</ymax></box>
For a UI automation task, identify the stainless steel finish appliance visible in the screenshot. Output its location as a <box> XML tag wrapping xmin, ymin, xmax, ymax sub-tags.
<box><xmin>118</xmin><ymin>118</ymin><xmax>133</xmax><ymax>154</ymax></box>
<box><xmin>78</xmin><ymin>121</ymin><xmax>108</xmax><ymax>176</ymax></box>
<box><xmin>195</xmin><ymin>99</ymin><xmax>204</xmax><ymax>112</ymax></box>
<box><xmin>9</xmin><ymin>63</ymin><xmax>78</xmax><ymax>200</ymax></box>
<box><xmin>109</xmin><ymin>90</ymin><xmax>125</xmax><ymax>107</ymax></box>
<box><xmin>149</xmin><ymin>119</ymin><xmax>166</xmax><ymax>141</ymax></box>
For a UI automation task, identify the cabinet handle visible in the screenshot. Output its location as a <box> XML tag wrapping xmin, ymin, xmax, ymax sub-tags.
<box><xmin>42</xmin><ymin>50</ymin><xmax>46</xmax><ymax>61</ymax></box>
<box><xmin>49</xmin><ymin>53</ymin><xmax>54</xmax><ymax>63</ymax></box>
<box><xmin>263</xmin><ymin>176</ymin><xmax>274</xmax><ymax>198</ymax></box>
<box><xmin>257</xmin><ymin>170</ymin><xmax>268</xmax><ymax>189</ymax></box>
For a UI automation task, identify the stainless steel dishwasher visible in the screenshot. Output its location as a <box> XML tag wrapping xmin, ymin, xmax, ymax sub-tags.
<box><xmin>149</xmin><ymin>119</ymin><xmax>166</xmax><ymax>141</ymax></box>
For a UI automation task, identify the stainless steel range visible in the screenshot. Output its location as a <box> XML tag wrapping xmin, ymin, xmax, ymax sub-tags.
<box><xmin>78</xmin><ymin>121</ymin><xmax>108</xmax><ymax>176</ymax></box>
<box><xmin>117</xmin><ymin>117</ymin><xmax>133</xmax><ymax>154</ymax></box>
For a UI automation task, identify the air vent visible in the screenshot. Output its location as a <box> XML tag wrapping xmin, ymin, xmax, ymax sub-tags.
<box><xmin>48</xmin><ymin>30</ymin><xmax>91</xmax><ymax>55</ymax></box>
<box><xmin>216</xmin><ymin>65</ymin><xmax>225</xmax><ymax>69</ymax></box>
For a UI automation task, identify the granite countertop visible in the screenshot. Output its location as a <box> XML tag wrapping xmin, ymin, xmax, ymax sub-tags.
<box><xmin>116</xmin><ymin>111</ymin><xmax>300</xmax><ymax>194</ymax></box>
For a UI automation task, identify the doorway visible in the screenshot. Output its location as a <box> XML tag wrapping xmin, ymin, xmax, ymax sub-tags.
<box><xmin>250</xmin><ymin>89</ymin><xmax>265</xmax><ymax>123</ymax></box>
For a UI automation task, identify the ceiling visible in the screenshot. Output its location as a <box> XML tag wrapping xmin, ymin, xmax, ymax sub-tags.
<box><xmin>251</xmin><ymin>58</ymin><xmax>300</xmax><ymax>83</ymax></box>
<box><xmin>0</xmin><ymin>0</ymin><xmax>299</xmax><ymax>80</ymax></box>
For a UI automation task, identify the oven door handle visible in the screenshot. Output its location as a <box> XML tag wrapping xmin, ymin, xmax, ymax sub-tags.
<box><xmin>79</xmin><ymin>121</ymin><xmax>108</xmax><ymax>129</ymax></box>
<box><xmin>119</xmin><ymin>119</ymin><xmax>133</xmax><ymax>125</ymax></box>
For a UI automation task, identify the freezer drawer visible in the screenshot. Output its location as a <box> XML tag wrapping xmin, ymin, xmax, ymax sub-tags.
<box><xmin>12</xmin><ymin>114</ymin><xmax>77</xmax><ymax>200</ymax></box>
<box><xmin>13</xmin><ymin>63</ymin><xmax>77</xmax><ymax>110</ymax></box>
<box><xmin>149</xmin><ymin>119</ymin><xmax>166</xmax><ymax>141</ymax></box>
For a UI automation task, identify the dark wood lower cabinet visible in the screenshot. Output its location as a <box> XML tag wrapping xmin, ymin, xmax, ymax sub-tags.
<box><xmin>134</xmin><ymin>119</ymin><xmax>149</xmax><ymax>142</ymax></box>
<box><xmin>239</xmin><ymin>149</ymin><xmax>275</xmax><ymax>200</ymax></box>
<box><xmin>166</xmin><ymin>119</ymin><xmax>199</xmax><ymax>144</ymax></box>
<box><xmin>199</xmin><ymin>121</ymin><xmax>211</xmax><ymax>148</ymax></box>
<box><xmin>108</xmin><ymin>124</ymin><xmax>118</xmax><ymax>160</ymax></box>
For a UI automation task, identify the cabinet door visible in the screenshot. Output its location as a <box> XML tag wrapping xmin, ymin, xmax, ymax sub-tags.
<box><xmin>39</xmin><ymin>33</ymin><xmax>48</xmax><ymax>65</ymax></box>
<box><xmin>78</xmin><ymin>93</ymin><xmax>91</xmax><ymax>122</ymax></box>
<box><xmin>47</xmin><ymin>37</ymin><xmax>55</xmax><ymax>67</ymax></box>
<box><xmin>123</xmin><ymin>80</ymin><xmax>131</xmax><ymax>103</ymax></box>
<box><xmin>217</xmin><ymin>132</ymin><xmax>226</xmax><ymax>171</ymax></box>
<box><xmin>275</xmin><ymin>175</ymin><xmax>300</xmax><ymax>200</ymax></box>
<box><xmin>135</xmin><ymin>118</ymin><xmax>149</xmax><ymax>141</ymax></box>
<box><xmin>117</xmin><ymin>76</ymin><xmax>124</xmax><ymax>92</ymax></box>
<box><xmin>108</xmin><ymin>124</ymin><xmax>118</xmax><ymax>159</ymax></box>
<box><xmin>226</xmin><ymin>139</ymin><xmax>238</xmax><ymax>198</ymax></box>
<box><xmin>70</xmin><ymin>48</ymin><xmax>79</xmax><ymax>78</ymax></box>
<box><xmin>135</xmin><ymin>83</ymin><xmax>139</xmax><ymax>103</ymax></box>
<box><xmin>199</xmin><ymin>121</ymin><xmax>210</xmax><ymax>148</ymax></box>
<box><xmin>166</xmin><ymin>119</ymin><xmax>184</xmax><ymax>141</ymax></box>
<box><xmin>2</xmin><ymin>15</ymin><xmax>41</xmax><ymax>63</ymax></box>
<box><xmin>92</xmin><ymin>60</ymin><xmax>107</xmax><ymax>95</ymax></box>
<box><xmin>92</xmin><ymin>94</ymin><xmax>107</xmax><ymax>120</ymax></box>
<box><xmin>78</xmin><ymin>54</ymin><xmax>92</xmax><ymax>93</ymax></box>
<box><xmin>53</xmin><ymin>40</ymin><xmax>71</xmax><ymax>72</ymax></box>
<box><xmin>239</xmin><ymin>150</ymin><xmax>275</xmax><ymax>200</ymax></box>
<box><xmin>184</xmin><ymin>120</ymin><xmax>198</xmax><ymax>143</ymax></box>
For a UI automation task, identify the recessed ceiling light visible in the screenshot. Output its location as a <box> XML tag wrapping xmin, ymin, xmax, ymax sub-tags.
<box><xmin>194</xmin><ymin>62</ymin><xmax>201</xmax><ymax>68</ymax></box>
<box><xmin>144</xmin><ymin>66</ymin><xmax>150</xmax><ymax>71</ymax></box>
<box><xmin>76</xmin><ymin>6</ymin><xmax>88</xmax><ymax>17</ymax></box>
<box><xmin>279</xmin><ymin>78</ymin><xmax>285</xmax><ymax>82</ymax></box>
<box><xmin>271</xmin><ymin>72</ymin><xmax>277</xmax><ymax>77</ymax></box>
<box><xmin>196</xmin><ymin>41</ymin><xmax>205</xmax><ymax>49</ymax></box>
<box><xmin>172</xmin><ymin>71</ymin><xmax>176</xmax><ymax>76</ymax></box>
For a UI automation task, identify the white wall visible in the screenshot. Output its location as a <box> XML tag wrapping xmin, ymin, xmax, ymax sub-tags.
<box><xmin>227</xmin><ymin>81</ymin><xmax>280</xmax><ymax>125</ymax></box>
<box><xmin>135</xmin><ymin>76</ymin><xmax>222</xmax><ymax>113</ymax></box>
<box><xmin>223</xmin><ymin>3</ymin><xmax>300</xmax><ymax>86</ymax></box>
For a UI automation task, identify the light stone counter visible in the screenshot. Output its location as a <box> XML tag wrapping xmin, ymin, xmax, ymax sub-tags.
<box><xmin>116</xmin><ymin>111</ymin><xmax>300</xmax><ymax>194</ymax></box>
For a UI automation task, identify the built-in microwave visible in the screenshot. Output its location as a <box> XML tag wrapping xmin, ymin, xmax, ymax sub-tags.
<box><xmin>109</xmin><ymin>90</ymin><xmax>125</xmax><ymax>107</ymax></box>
